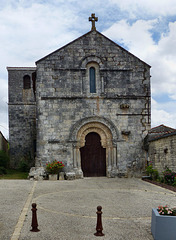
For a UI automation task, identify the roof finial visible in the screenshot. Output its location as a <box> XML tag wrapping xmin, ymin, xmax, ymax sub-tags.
<box><xmin>89</xmin><ymin>13</ymin><xmax>98</xmax><ymax>31</ymax></box>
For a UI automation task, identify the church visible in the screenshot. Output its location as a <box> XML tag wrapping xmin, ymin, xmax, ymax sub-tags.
<box><xmin>8</xmin><ymin>14</ymin><xmax>151</xmax><ymax>178</ymax></box>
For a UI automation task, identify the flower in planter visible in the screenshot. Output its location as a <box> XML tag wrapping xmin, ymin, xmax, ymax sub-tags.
<box><xmin>46</xmin><ymin>160</ymin><xmax>65</xmax><ymax>174</ymax></box>
<box><xmin>158</xmin><ymin>205</ymin><xmax>176</xmax><ymax>216</ymax></box>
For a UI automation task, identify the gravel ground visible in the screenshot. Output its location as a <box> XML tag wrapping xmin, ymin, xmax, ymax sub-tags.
<box><xmin>1</xmin><ymin>178</ymin><xmax>176</xmax><ymax>240</ymax></box>
<box><xmin>0</xmin><ymin>180</ymin><xmax>34</xmax><ymax>240</ymax></box>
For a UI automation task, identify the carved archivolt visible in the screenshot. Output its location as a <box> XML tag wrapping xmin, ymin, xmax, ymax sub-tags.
<box><xmin>77</xmin><ymin>122</ymin><xmax>113</xmax><ymax>148</ymax></box>
<box><xmin>79</xmin><ymin>55</ymin><xmax>104</xmax><ymax>69</ymax></box>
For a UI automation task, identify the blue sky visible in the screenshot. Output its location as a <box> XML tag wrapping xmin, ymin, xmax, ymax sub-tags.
<box><xmin>0</xmin><ymin>0</ymin><xmax>176</xmax><ymax>138</ymax></box>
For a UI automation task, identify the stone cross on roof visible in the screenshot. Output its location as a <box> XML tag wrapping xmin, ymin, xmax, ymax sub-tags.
<box><xmin>89</xmin><ymin>13</ymin><xmax>98</xmax><ymax>31</ymax></box>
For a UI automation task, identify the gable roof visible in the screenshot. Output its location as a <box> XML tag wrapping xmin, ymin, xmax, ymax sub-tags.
<box><xmin>143</xmin><ymin>124</ymin><xmax>176</xmax><ymax>150</ymax></box>
<box><xmin>147</xmin><ymin>124</ymin><xmax>176</xmax><ymax>142</ymax></box>
<box><xmin>149</xmin><ymin>124</ymin><xmax>176</xmax><ymax>133</ymax></box>
<box><xmin>36</xmin><ymin>30</ymin><xmax>151</xmax><ymax>67</ymax></box>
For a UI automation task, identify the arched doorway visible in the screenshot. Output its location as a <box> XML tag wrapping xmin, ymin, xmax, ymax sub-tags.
<box><xmin>80</xmin><ymin>132</ymin><xmax>106</xmax><ymax>177</ymax></box>
<box><xmin>71</xmin><ymin>120</ymin><xmax>118</xmax><ymax>178</ymax></box>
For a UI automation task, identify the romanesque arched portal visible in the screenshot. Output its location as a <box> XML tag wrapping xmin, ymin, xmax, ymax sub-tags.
<box><xmin>72</xmin><ymin>121</ymin><xmax>118</xmax><ymax>178</ymax></box>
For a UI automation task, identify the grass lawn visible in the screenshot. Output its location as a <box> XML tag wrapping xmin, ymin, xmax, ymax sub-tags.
<box><xmin>0</xmin><ymin>169</ymin><xmax>28</xmax><ymax>179</ymax></box>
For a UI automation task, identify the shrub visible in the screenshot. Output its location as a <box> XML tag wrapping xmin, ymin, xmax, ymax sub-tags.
<box><xmin>160</xmin><ymin>177</ymin><xmax>164</xmax><ymax>183</ymax></box>
<box><xmin>146</xmin><ymin>164</ymin><xmax>153</xmax><ymax>176</ymax></box>
<box><xmin>172</xmin><ymin>177</ymin><xmax>176</xmax><ymax>187</ymax></box>
<box><xmin>153</xmin><ymin>169</ymin><xmax>159</xmax><ymax>181</ymax></box>
<box><xmin>18</xmin><ymin>160</ymin><xmax>30</xmax><ymax>172</ymax></box>
<box><xmin>0</xmin><ymin>166</ymin><xmax>7</xmax><ymax>175</ymax></box>
<box><xmin>146</xmin><ymin>164</ymin><xmax>159</xmax><ymax>180</ymax></box>
<box><xmin>163</xmin><ymin>168</ymin><xmax>175</xmax><ymax>185</ymax></box>
<box><xmin>0</xmin><ymin>150</ymin><xmax>9</xmax><ymax>169</ymax></box>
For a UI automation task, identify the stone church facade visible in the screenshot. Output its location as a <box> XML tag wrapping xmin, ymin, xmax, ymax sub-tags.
<box><xmin>8</xmin><ymin>15</ymin><xmax>151</xmax><ymax>178</ymax></box>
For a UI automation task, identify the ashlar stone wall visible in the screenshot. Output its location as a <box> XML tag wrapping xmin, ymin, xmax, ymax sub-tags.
<box><xmin>148</xmin><ymin>134</ymin><xmax>176</xmax><ymax>174</ymax></box>
<box><xmin>8</xmin><ymin>67</ymin><xmax>36</xmax><ymax>168</ymax></box>
<box><xmin>35</xmin><ymin>30</ymin><xmax>151</xmax><ymax>177</ymax></box>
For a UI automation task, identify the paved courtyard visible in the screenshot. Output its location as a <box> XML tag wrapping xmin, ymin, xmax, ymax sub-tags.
<box><xmin>1</xmin><ymin>177</ymin><xmax>176</xmax><ymax>240</ymax></box>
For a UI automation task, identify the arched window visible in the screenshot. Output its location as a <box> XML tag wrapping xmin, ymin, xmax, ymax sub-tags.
<box><xmin>89</xmin><ymin>67</ymin><xmax>96</xmax><ymax>93</ymax></box>
<box><xmin>23</xmin><ymin>75</ymin><xmax>31</xmax><ymax>89</ymax></box>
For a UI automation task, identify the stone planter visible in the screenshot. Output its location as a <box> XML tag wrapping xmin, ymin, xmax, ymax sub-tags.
<box><xmin>49</xmin><ymin>174</ymin><xmax>58</xmax><ymax>181</ymax></box>
<box><xmin>59</xmin><ymin>172</ymin><xmax>65</xmax><ymax>180</ymax></box>
<box><xmin>151</xmin><ymin>208</ymin><xmax>176</xmax><ymax>240</ymax></box>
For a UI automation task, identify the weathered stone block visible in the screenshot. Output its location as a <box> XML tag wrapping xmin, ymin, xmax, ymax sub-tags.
<box><xmin>66</xmin><ymin>172</ymin><xmax>76</xmax><ymax>180</ymax></box>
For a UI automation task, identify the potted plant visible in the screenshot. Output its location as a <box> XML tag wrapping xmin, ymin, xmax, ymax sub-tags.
<box><xmin>46</xmin><ymin>160</ymin><xmax>64</xmax><ymax>180</ymax></box>
<box><xmin>151</xmin><ymin>205</ymin><xmax>176</xmax><ymax>240</ymax></box>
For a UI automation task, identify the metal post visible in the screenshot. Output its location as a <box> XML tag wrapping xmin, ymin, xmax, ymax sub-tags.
<box><xmin>30</xmin><ymin>203</ymin><xmax>40</xmax><ymax>232</ymax></box>
<box><xmin>94</xmin><ymin>206</ymin><xmax>104</xmax><ymax>236</ymax></box>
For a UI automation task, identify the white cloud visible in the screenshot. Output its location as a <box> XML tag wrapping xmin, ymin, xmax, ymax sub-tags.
<box><xmin>151</xmin><ymin>98</ymin><xmax>176</xmax><ymax>128</ymax></box>
<box><xmin>110</xmin><ymin>0</ymin><xmax>176</xmax><ymax>17</ymax></box>
<box><xmin>0</xmin><ymin>78</ymin><xmax>8</xmax><ymax>138</ymax></box>
<box><xmin>103</xmin><ymin>18</ymin><xmax>176</xmax><ymax>100</ymax></box>
<box><xmin>102</xmin><ymin>19</ymin><xmax>157</xmax><ymax>56</ymax></box>
<box><xmin>170</xmin><ymin>94</ymin><xmax>176</xmax><ymax>101</ymax></box>
<box><xmin>0</xmin><ymin>3</ymin><xmax>81</xmax><ymax>65</ymax></box>
<box><xmin>147</xmin><ymin>22</ymin><xmax>176</xmax><ymax>97</ymax></box>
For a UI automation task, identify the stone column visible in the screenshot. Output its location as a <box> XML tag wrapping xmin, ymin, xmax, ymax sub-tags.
<box><xmin>73</xmin><ymin>146</ymin><xmax>83</xmax><ymax>179</ymax></box>
<box><xmin>107</xmin><ymin>146</ymin><xmax>112</xmax><ymax>177</ymax></box>
<box><xmin>101</xmin><ymin>76</ymin><xmax>104</xmax><ymax>93</ymax></box>
<box><xmin>111</xmin><ymin>145</ymin><xmax>117</xmax><ymax>177</ymax></box>
<box><xmin>73</xmin><ymin>144</ymin><xmax>78</xmax><ymax>169</ymax></box>
<box><xmin>114</xmin><ymin>146</ymin><xmax>118</xmax><ymax>168</ymax></box>
<box><xmin>76</xmin><ymin>147</ymin><xmax>81</xmax><ymax>169</ymax></box>
<box><xmin>81</xmin><ymin>70</ymin><xmax>86</xmax><ymax>94</ymax></box>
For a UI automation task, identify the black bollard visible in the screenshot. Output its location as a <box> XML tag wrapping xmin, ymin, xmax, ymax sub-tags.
<box><xmin>30</xmin><ymin>203</ymin><xmax>40</xmax><ymax>232</ymax></box>
<box><xmin>94</xmin><ymin>206</ymin><xmax>104</xmax><ymax>236</ymax></box>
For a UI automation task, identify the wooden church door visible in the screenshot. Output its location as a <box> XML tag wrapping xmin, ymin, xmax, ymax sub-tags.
<box><xmin>80</xmin><ymin>132</ymin><xmax>106</xmax><ymax>177</ymax></box>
